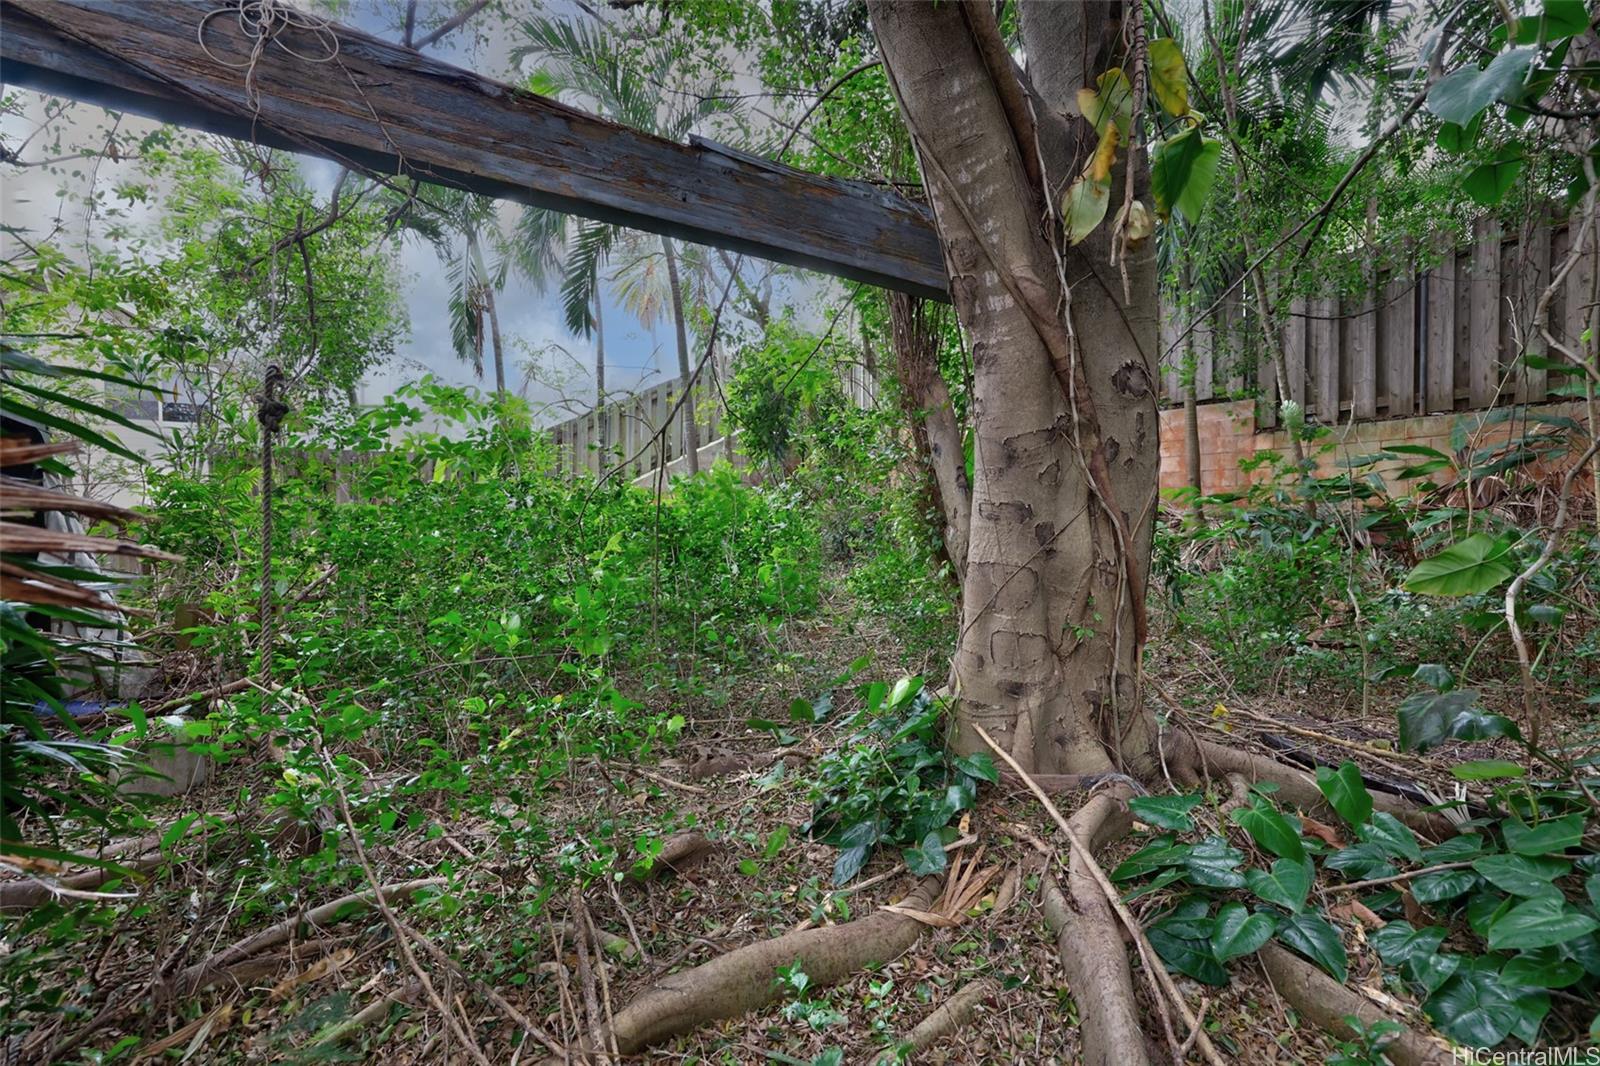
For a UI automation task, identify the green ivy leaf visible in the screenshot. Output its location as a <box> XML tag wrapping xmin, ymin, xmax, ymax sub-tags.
<box><xmin>1231</xmin><ymin>801</ymin><xmax>1306</xmax><ymax>862</ymax></box>
<box><xmin>1148</xmin><ymin>912</ymin><xmax>1229</xmax><ymax>986</ymax></box>
<box><xmin>1183</xmin><ymin>835</ymin><xmax>1247</xmax><ymax>888</ymax></box>
<box><xmin>1503</xmin><ymin>814</ymin><xmax>1585</xmax><ymax>856</ymax></box>
<box><xmin>1435</xmin><ymin>115</ymin><xmax>1483</xmax><ymax>154</ymax></box>
<box><xmin>1426</xmin><ymin>48</ymin><xmax>1537</xmax><ymax>126</ymax></box>
<box><xmin>1501</xmin><ymin>948</ymin><xmax>1586</xmax><ymax>989</ymax></box>
<box><xmin>1425</xmin><ymin>969</ymin><xmax>1525</xmax><ymax>1047</ymax></box>
<box><xmin>1210</xmin><ymin>902</ymin><xmax>1276</xmax><ymax>962</ymax></box>
<box><xmin>1111</xmin><ymin>840</ymin><xmax>1191</xmax><ymax>882</ymax></box>
<box><xmin>1411</xmin><ymin>869</ymin><xmax>1479</xmax><ymax>904</ymax></box>
<box><xmin>1276</xmin><ymin>912</ymin><xmax>1347</xmax><ymax>982</ymax></box>
<box><xmin>1403</xmin><ymin>533</ymin><xmax>1517</xmax><ymax>596</ymax></box>
<box><xmin>1370</xmin><ymin>921</ymin><xmax>1448</xmax><ymax>967</ymax></box>
<box><xmin>1129</xmin><ymin>793</ymin><xmax>1203</xmax><ymax>832</ymax></box>
<box><xmin>1325</xmin><ymin>842</ymin><xmax>1397</xmax><ymax>881</ymax></box>
<box><xmin>1488</xmin><ymin>897</ymin><xmax>1600</xmax><ymax>951</ymax></box>
<box><xmin>1397</xmin><ymin>688</ymin><xmax>1520</xmax><ymax>753</ymax></box>
<box><xmin>1245</xmin><ymin>856</ymin><xmax>1313</xmax><ymax>913</ymax></box>
<box><xmin>1315</xmin><ymin>762</ymin><xmax>1373</xmax><ymax>827</ymax></box>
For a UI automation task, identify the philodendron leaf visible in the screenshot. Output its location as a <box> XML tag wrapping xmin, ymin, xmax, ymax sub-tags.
<box><xmin>1451</xmin><ymin>759</ymin><xmax>1525</xmax><ymax>781</ymax></box>
<box><xmin>1146</xmin><ymin>38</ymin><xmax>1189</xmax><ymax>117</ymax></box>
<box><xmin>1182</xmin><ymin>835</ymin><xmax>1247</xmax><ymax>889</ymax></box>
<box><xmin>1397</xmin><ymin>687</ymin><xmax>1520</xmax><ymax>753</ymax></box>
<box><xmin>1403</xmin><ymin>533</ymin><xmax>1516</xmax><ymax>596</ymax></box>
<box><xmin>1275</xmin><ymin>911</ymin><xmax>1347</xmax><ymax>982</ymax></box>
<box><xmin>1424</xmin><ymin>969</ymin><xmax>1525</xmax><ymax>1047</ymax></box>
<box><xmin>1148</xmin><ymin>912</ymin><xmax>1228</xmax><ymax>986</ymax></box>
<box><xmin>1463</xmin><ymin>151</ymin><xmax>1525</xmax><ymax>207</ymax></box>
<box><xmin>1128</xmin><ymin>793</ymin><xmax>1203</xmax><ymax>832</ymax></box>
<box><xmin>1502</xmin><ymin>814</ymin><xmax>1585</xmax><ymax>856</ymax></box>
<box><xmin>1315</xmin><ymin>762</ymin><xmax>1373</xmax><ymax>827</ymax></box>
<box><xmin>1487</xmin><ymin>896</ymin><xmax>1600</xmax><ymax>951</ymax></box>
<box><xmin>1370</xmin><ymin>921</ymin><xmax>1448</xmax><ymax>967</ymax></box>
<box><xmin>1231</xmin><ymin>801</ymin><xmax>1306</xmax><ymax>862</ymax></box>
<box><xmin>1426</xmin><ymin>48</ymin><xmax>1537</xmax><ymax>125</ymax></box>
<box><xmin>1357</xmin><ymin>813</ymin><xmax>1422</xmax><ymax>862</ymax></box>
<box><xmin>1210</xmin><ymin>902</ymin><xmax>1275</xmax><ymax>962</ymax></box>
<box><xmin>1473</xmin><ymin>854</ymin><xmax>1571</xmax><ymax>900</ymax></box>
<box><xmin>903</xmin><ymin>830</ymin><xmax>948</xmax><ymax>876</ymax></box>
<box><xmin>1245</xmin><ymin>856</ymin><xmax>1313</xmax><ymax>913</ymax></box>
<box><xmin>1150</xmin><ymin>127</ymin><xmax>1221</xmax><ymax>223</ymax></box>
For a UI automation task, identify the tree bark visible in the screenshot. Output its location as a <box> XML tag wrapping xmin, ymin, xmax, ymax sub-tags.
<box><xmin>484</xmin><ymin>270</ymin><xmax>507</xmax><ymax>396</ymax></box>
<box><xmin>872</xmin><ymin>0</ymin><xmax>1160</xmax><ymax>777</ymax></box>
<box><xmin>662</xmin><ymin>236</ymin><xmax>701</xmax><ymax>475</ymax></box>
<box><xmin>594</xmin><ymin>292</ymin><xmax>608</xmax><ymax>463</ymax></box>
<box><xmin>889</xmin><ymin>292</ymin><xmax>970</xmax><ymax>582</ymax></box>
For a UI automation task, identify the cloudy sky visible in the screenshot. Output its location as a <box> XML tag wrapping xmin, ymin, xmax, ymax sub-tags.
<box><xmin>0</xmin><ymin>0</ymin><xmax>798</xmax><ymax>428</ymax></box>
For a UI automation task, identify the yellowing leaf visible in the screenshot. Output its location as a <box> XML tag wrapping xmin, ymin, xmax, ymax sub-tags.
<box><xmin>1148</xmin><ymin>38</ymin><xmax>1189</xmax><ymax>117</ymax></box>
<box><xmin>1125</xmin><ymin>199</ymin><xmax>1153</xmax><ymax>242</ymax></box>
<box><xmin>1077</xmin><ymin>68</ymin><xmax>1133</xmax><ymax>138</ymax></box>
<box><xmin>1088</xmin><ymin>125</ymin><xmax>1121</xmax><ymax>182</ymax></box>
<box><xmin>1062</xmin><ymin>173</ymin><xmax>1111</xmax><ymax>245</ymax></box>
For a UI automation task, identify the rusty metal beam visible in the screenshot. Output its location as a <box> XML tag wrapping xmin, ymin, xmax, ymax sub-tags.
<box><xmin>0</xmin><ymin>0</ymin><xmax>948</xmax><ymax>299</ymax></box>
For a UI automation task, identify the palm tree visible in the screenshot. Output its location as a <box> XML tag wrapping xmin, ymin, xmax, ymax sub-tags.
<box><xmin>511</xmin><ymin>14</ymin><xmax>738</xmax><ymax>474</ymax></box>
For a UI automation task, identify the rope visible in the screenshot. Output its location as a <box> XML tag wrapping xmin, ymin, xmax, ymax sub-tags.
<box><xmin>198</xmin><ymin>0</ymin><xmax>339</xmax><ymax>114</ymax></box>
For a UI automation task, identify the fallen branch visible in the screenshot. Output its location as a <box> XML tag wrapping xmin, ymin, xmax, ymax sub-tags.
<box><xmin>1257</xmin><ymin>942</ymin><xmax>1452</xmax><ymax>1066</ymax></box>
<box><xmin>876</xmin><ymin>976</ymin><xmax>999</xmax><ymax>1064</ymax></box>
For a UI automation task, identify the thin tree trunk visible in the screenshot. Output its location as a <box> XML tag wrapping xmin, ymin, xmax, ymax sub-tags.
<box><xmin>663</xmin><ymin>236</ymin><xmax>701</xmax><ymax>475</ymax></box>
<box><xmin>483</xmin><ymin>275</ymin><xmax>506</xmax><ymax>396</ymax></box>
<box><xmin>1181</xmin><ymin>262</ymin><xmax>1204</xmax><ymax>515</ymax></box>
<box><xmin>873</xmin><ymin>0</ymin><xmax>1159</xmax><ymax>777</ymax></box>
<box><xmin>595</xmin><ymin>292</ymin><xmax>608</xmax><ymax>463</ymax></box>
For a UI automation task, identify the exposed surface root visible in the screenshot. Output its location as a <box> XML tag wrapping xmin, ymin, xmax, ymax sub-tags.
<box><xmin>621</xmin><ymin>830</ymin><xmax>712</xmax><ymax>881</ymax></box>
<box><xmin>1258</xmin><ymin>941</ymin><xmax>1453</xmax><ymax>1066</ymax></box>
<box><xmin>1040</xmin><ymin>788</ymin><xmax>1153</xmax><ymax>1066</ymax></box>
<box><xmin>877</xmin><ymin>976</ymin><xmax>1000</xmax><ymax>1064</ymax></box>
<box><xmin>1174</xmin><ymin>735</ymin><xmax>1457</xmax><ymax>841</ymax></box>
<box><xmin>597</xmin><ymin>877</ymin><xmax>940</xmax><ymax>1055</ymax></box>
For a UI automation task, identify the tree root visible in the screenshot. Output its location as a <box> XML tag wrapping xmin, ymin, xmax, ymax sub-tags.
<box><xmin>1173</xmin><ymin>735</ymin><xmax>1457</xmax><ymax>841</ymax></box>
<box><xmin>591</xmin><ymin>877</ymin><xmax>940</xmax><ymax>1056</ymax></box>
<box><xmin>1040</xmin><ymin>789</ymin><xmax>1154</xmax><ymax>1066</ymax></box>
<box><xmin>174</xmin><ymin>878</ymin><xmax>446</xmax><ymax>995</ymax></box>
<box><xmin>621</xmin><ymin>830</ymin><xmax>713</xmax><ymax>881</ymax></box>
<box><xmin>876</xmin><ymin>976</ymin><xmax>999</xmax><ymax>1064</ymax></box>
<box><xmin>1257</xmin><ymin>942</ymin><xmax>1453</xmax><ymax>1066</ymax></box>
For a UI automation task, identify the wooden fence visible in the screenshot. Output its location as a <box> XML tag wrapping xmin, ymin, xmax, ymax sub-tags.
<box><xmin>547</xmin><ymin>356</ymin><xmax>879</xmax><ymax>478</ymax></box>
<box><xmin>1158</xmin><ymin>215</ymin><xmax>1597</xmax><ymax>428</ymax></box>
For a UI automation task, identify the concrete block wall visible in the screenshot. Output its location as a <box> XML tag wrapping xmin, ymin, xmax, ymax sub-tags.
<box><xmin>1158</xmin><ymin>400</ymin><xmax>1593</xmax><ymax>498</ymax></box>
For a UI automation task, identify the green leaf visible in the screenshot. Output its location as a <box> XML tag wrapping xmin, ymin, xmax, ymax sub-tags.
<box><xmin>1462</xmin><ymin>152</ymin><xmax>1525</xmax><ymax>207</ymax></box>
<box><xmin>1148</xmin><ymin>914</ymin><xmax>1229</xmax><ymax>986</ymax></box>
<box><xmin>1473</xmin><ymin>854</ymin><xmax>1571</xmax><ymax>899</ymax></box>
<box><xmin>1435</xmin><ymin>115</ymin><xmax>1483</xmax><ymax>154</ymax></box>
<box><xmin>1370</xmin><ymin>922</ymin><xmax>1448</xmax><ymax>967</ymax></box>
<box><xmin>1357</xmin><ymin>813</ymin><xmax>1422</xmax><ymax>862</ymax></box>
<box><xmin>1122</xmin><ymin>865</ymin><xmax>1187</xmax><ymax>902</ymax></box>
<box><xmin>1147</xmin><ymin>38</ymin><xmax>1189</xmax><ymax>117</ymax></box>
<box><xmin>1403</xmin><ymin>533</ymin><xmax>1517</xmax><ymax>596</ymax></box>
<box><xmin>887</xmin><ymin>676</ymin><xmax>923</xmax><ymax>709</ymax></box>
<box><xmin>1062</xmin><ymin>174</ymin><xmax>1111</xmax><ymax>246</ymax></box>
<box><xmin>1411</xmin><ymin>869</ymin><xmax>1479</xmax><ymax>904</ymax></box>
<box><xmin>1245</xmin><ymin>856</ymin><xmax>1313</xmax><ymax>913</ymax></box>
<box><xmin>1110</xmin><ymin>841</ymin><xmax>1191</xmax><ymax>882</ymax></box>
<box><xmin>1315</xmin><ymin>763</ymin><xmax>1373</xmax><ymax>827</ymax></box>
<box><xmin>1325</xmin><ymin>842</ymin><xmax>1396</xmax><ymax>881</ymax></box>
<box><xmin>1451</xmin><ymin>759</ymin><xmax>1526</xmax><ymax>781</ymax></box>
<box><xmin>1500</xmin><ymin>948</ymin><xmax>1585</xmax><ymax>989</ymax></box>
<box><xmin>903</xmin><ymin>830</ymin><xmax>948</xmax><ymax>876</ymax></box>
<box><xmin>951</xmin><ymin>752</ymin><xmax>998</xmax><ymax>785</ymax></box>
<box><xmin>1210</xmin><ymin>902</ymin><xmax>1275</xmax><ymax>962</ymax></box>
<box><xmin>1232</xmin><ymin>801</ymin><xmax>1306</xmax><ymax>862</ymax></box>
<box><xmin>1276</xmin><ymin>912</ymin><xmax>1347</xmax><ymax>982</ymax></box>
<box><xmin>1502</xmin><ymin>814</ymin><xmax>1584</xmax><ymax>856</ymax></box>
<box><xmin>790</xmin><ymin>697</ymin><xmax>817</xmax><ymax>722</ymax></box>
<box><xmin>1425</xmin><ymin>969</ymin><xmax>1524</xmax><ymax>1046</ymax></box>
<box><xmin>1426</xmin><ymin>48</ymin><xmax>1537</xmax><ymax>125</ymax></box>
<box><xmin>1151</xmin><ymin>129</ymin><xmax>1222</xmax><ymax>224</ymax></box>
<box><xmin>1182</xmin><ymin>835</ymin><xmax>1247</xmax><ymax>889</ymax></box>
<box><xmin>1077</xmin><ymin>68</ymin><xmax>1133</xmax><ymax>138</ymax></box>
<box><xmin>1488</xmin><ymin>897</ymin><xmax>1599</xmax><ymax>951</ymax></box>
<box><xmin>1397</xmin><ymin>688</ymin><xmax>1520</xmax><ymax>753</ymax></box>
<box><xmin>1541</xmin><ymin>0</ymin><xmax>1592</xmax><ymax>40</ymax></box>
<box><xmin>1129</xmin><ymin>793</ymin><xmax>1202</xmax><ymax>832</ymax></box>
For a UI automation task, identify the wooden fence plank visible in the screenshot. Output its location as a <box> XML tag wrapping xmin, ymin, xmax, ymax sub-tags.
<box><xmin>1382</xmin><ymin>259</ymin><xmax>1416</xmax><ymax>417</ymax></box>
<box><xmin>1564</xmin><ymin>219</ymin><xmax>1597</xmax><ymax>376</ymax></box>
<box><xmin>1352</xmin><ymin>276</ymin><xmax>1377</xmax><ymax>420</ymax></box>
<box><xmin>1468</xmin><ymin>216</ymin><xmax>1501</xmax><ymax>407</ymax></box>
<box><xmin>1425</xmin><ymin>234</ymin><xmax>1456</xmax><ymax>413</ymax></box>
<box><xmin>1311</xmin><ymin>296</ymin><xmax>1338</xmax><ymax>422</ymax></box>
<box><xmin>1286</xmin><ymin>297</ymin><xmax>1308</xmax><ymax>410</ymax></box>
<box><xmin>1518</xmin><ymin>220</ymin><xmax>1552</xmax><ymax>402</ymax></box>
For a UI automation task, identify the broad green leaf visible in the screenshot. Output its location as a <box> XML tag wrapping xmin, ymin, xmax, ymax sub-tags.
<box><xmin>1128</xmin><ymin>793</ymin><xmax>1202</xmax><ymax>832</ymax></box>
<box><xmin>1541</xmin><ymin>0</ymin><xmax>1592</xmax><ymax>40</ymax></box>
<box><xmin>789</xmin><ymin>697</ymin><xmax>817</xmax><ymax>722</ymax></box>
<box><xmin>1210</xmin><ymin>902</ymin><xmax>1275</xmax><ymax>962</ymax></box>
<box><xmin>1501</xmin><ymin>948</ymin><xmax>1585</xmax><ymax>989</ymax></box>
<box><xmin>1122</xmin><ymin>866</ymin><xmax>1186</xmax><ymax>901</ymax></box>
<box><xmin>1147</xmin><ymin>38</ymin><xmax>1189</xmax><ymax>117</ymax></box>
<box><xmin>1371</xmin><ymin>922</ymin><xmax>1448</xmax><ymax>967</ymax></box>
<box><xmin>1425</xmin><ymin>970</ymin><xmax>1524</xmax><ymax>1046</ymax></box>
<box><xmin>1403</xmin><ymin>533</ymin><xmax>1517</xmax><ymax>596</ymax></box>
<box><xmin>1467</xmin><ymin>892</ymin><xmax>1515</xmax><ymax>937</ymax></box>
<box><xmin>1397</xmin><ymin>688</ymin><xmax>1519</xmax><ymax>753</ymax></box>
<box><xmin>1077</xmin><ymin>68</ymin><xmax>1133</xmax><ymax>138</ymax></box>
<box><xmin>1473</xmin><ymin>854</ymin><xmax>1571</xmax><ymax>900</ymax></box>
<box><xmin>1315</xmin><ymin>762</ymin><xmax>1372</xmax><ymax>827</ymax></box>
<box><xmin>1148</xmin><ymin>914</ymin><xmax>1228</xmax><ymax>986</ymax></box>
<box><xmin>1063</xmin><ymin>173</ymin><xmax>1111</xmax><ymax>246</ymax></box>
<box><xmin>1435</xmin><ymin>115</ymin><xmax>1483</xmax><ymax>154</ymax></box>
<box><xmin>1111</xmin><ymin>841</ymin><xmax>1191</xmax><ymax>882</ymax></box>
<box><xmin>951</xmin><ymin>752</ymin><xmax>998</xmax><ymax>785</ymax></box>
<box><xmin>1462</xmin><ymin>152</ymin><xmax>1525</xmax><ymax>207</ymax></box>
<box><xmin>1182</xmin><ymin>835</ymin><xmax>1247</xmax><ymax>888</ymax></box>
<box><xmin>1502</xmin><ymin>814</ymin><xmax>1584</xmax><ymax>856</ymax></box>
<box><xmin>903</xmin><ymin>830</ymin><xmax>947</xmax><ymax>876</ymax></box>
<box><xmin>1357</xmin><ymin>813</ymin><xmax>1422</xmax><ymax>862</ymax></box>
<box><xmin>1488</xmin><ymin>897</ymin><xmax>1599</xmax><ymax>951</ymax></box>
<box><xmin>1426</xmin><ymin>48</ymin><xmax>1537</xmax><ymax>125</ymax></box>
<box><xmin>1325</xmin><ymin>842</ymin><xmax>1397</xmax><ymax>881</ymax></box>
<box><xmin>1151</xmin><ymin>128</ymin><xmax>1221</xmax><ymax>223</ymax></box>
<box><xmin>1232</xmin><ymin>801</ymin><xmax>1306</xmax><ymax>862</ymax></box>
<box><xmin>1406</xmin><ymin>951</ymin><xmax>1463</xmax><ymax>993</ymax></box>
<box><xmin>1276</xmin><ymin>912</ymin><xmax>1347</xmax><ymax>982</ymax></box>
<box><xmin>1411</xmin><ymin>869</ymin><xmax>1479</xmax><ymax>904</ymax></box>
<box><xmin>1451</xmin><ymin>759</ymin><xmax>1525</xmax><ymax>781</ymax></box>
<box><xmin>1245</xmin><ymin>856</ymin><xmax>1313</xmax><ymax>913</ymax></box>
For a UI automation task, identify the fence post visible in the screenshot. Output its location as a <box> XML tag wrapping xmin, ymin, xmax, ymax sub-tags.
<box><xmin>1426</xmin><ymin>231</ymin><xmax>1456</xmax><ymax>413</ymax></box>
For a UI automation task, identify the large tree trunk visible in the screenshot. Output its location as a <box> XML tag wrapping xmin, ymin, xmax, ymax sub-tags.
<box><xmin>662</xmin><ymin>236</ymin><xmax>701</xmax><ymax>475</ymax></box>
<box><xmin>871</xmin><ymin>0</ymin><xmax>1160</xmax><ymax>777</ymax></box>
